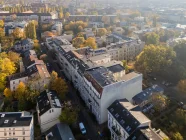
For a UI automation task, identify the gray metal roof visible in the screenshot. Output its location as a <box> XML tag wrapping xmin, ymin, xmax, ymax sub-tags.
<box><xmin>132</xmin><ymin>85</ymin><xmax>164</xmax><ymax>105</ymax></box>
<box><xmin>108</xmin><ymin>99</ymin><xmax>150</xmax><ymax>135</ymax></box>
<box><xmin>45</xmin><ymin>123</ymin><xmax>75</xmax><ymax>140</ymax></box>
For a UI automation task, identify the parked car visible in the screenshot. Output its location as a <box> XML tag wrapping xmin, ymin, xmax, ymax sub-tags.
<box><xmin>79</xmin><ymin>122</ymin><xmax>86</xmax><ymax>134</ymax></box>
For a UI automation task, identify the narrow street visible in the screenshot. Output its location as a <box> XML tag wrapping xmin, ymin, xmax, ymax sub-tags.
<box><xmin>42</xmin><ymin>45</ymin><xmax>101</xmax><ymax>140</ymax></box>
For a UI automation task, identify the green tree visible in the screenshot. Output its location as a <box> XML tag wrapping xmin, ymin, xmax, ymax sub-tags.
<box><xmin>7</xmin><ymin>51</ymin><xmax>20</xmax><ymax>66</ymax></box>
<box><xmin>18</xmin><ymin>96</ymin><xmax>27</xmax><ymax>111</ymax></box>
<box><xmin>59</xmin><ymin>107</ymin><xmax>78</xmax><ymax>125</ymax></box>
<box><xmin>153</xmin><ymin>16</ymin><xmax>157</xmax><ymax>27</ymax></box>
<box><xmin>144</xmin><ymin>32</ymin><xmax>160</xmax><ymax>45</ymax></box>
<box><xmin>172</xmin><ymin>132</ymin><xmax>183</xmax><ymax>140</ymax></box>
<box><xmin>25</xmin><ymin>21</ymin><xmax>37</xmax><ymax>39</ymax></box>
<box><xmin>135</xmin><ymin>45</ymin><xmax>176</xmax><ymax>75</ymax></box>
<box><xmin>0</xmin><ymin>36</ymin><xmax>14</xmax><ymax>51</ymax></box>
<box><xmin>122</xmin><ymin>60</ymin><xmax>129</xmax><ymax>73</ymax></box>
<box><xmin>5</xmin><ymin>106</ymin><xmax>14</xmax><ymax>112</ymax></box>
<box><xmin>174</xmin><ymin>41</ymin><xmax>186</xmax><ymax>66</ymax></box>
<box><xmin>50</xmin><ymin>71</ymin><xmax>68</xmax><ymax>100</ymax></box>
<box><xmin>150</xmin><ymin>93</ymin><xmax>168</xmax><ymax>112</ymax></box>
<box><xmin>50</xmin><ymin>71</ymin><xmax>58</xmax><ymax>85</ymax></box>
<box><xmin>72</xmin><ymin>37</ymin><xmax>85</xmax><ymax>48</ymax></box>
<box><xmin>65</xmin><ymin>21</ymin><xmax>87</xmax><ymax>35</ymax></box>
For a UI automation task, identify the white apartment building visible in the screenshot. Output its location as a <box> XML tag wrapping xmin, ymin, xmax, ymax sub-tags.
<box><xmin>108</xmin><ymin>99</ymin><xmax>168</xmax><ymax>140</ymax></box>
<box><xmin>105</xmin><ymin>33</ymin><xmax>145</xmax><ymax>61</ymax></box>
<box><xmin>0</xmin><ymin>12</ymin><xmax>58</xmax><ymax>22</ymax></box>
<box><xmin>8</xmin><ymin>73</ymin><xmax>28</xmax><ymax>91</ymax></box>
<box><xmin>83</xmin><ymin>67</ymin><xmax>142</xmax><ymax>124</ymax></box>
<box><xmin>0</xmin><ymin>112</ymin><xmax>34</xmax><ymax>140</ymax></box>
<box><xmin>36</xmin><ymin>90</ymin><xmax>62</xmax><ymax>133</ymax></box>
<box><xmin>45</xmin><ymin>37</ymin><xmax>143</xmax><ymax>124</ymax></box>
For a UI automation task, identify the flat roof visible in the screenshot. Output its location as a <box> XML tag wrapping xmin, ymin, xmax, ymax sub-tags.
<box><xmin>107</xmin><ymin>64</ymin><xmax>125</xmax><ymax>73</ymax></box>
<box><xmin>116</xmin><ymin>72</ymin><xmax>141</xmax><ymax>82</ymax></box>
<box><xmin>85</xmin><ymin>66</ymin><xmax>115</xmax><ymax>87</ymax></box>
<box><xmin>0</xmin><ymin>112</ymin><xmax>32</xmax><ymax>127</ymax></box>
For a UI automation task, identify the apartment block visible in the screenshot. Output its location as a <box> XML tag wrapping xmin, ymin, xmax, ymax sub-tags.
<box><xmin>36</xmin><ymin>90</ymin><xmax>62</xmax><ymax>133</ymax></box>
<box><xmin>45</xmin><ymin>36</ymin><xmax>143</xmax><ymax>124</ymax></box>
<box><xmin>0</xmin><ymin>112</ymin><xmax>34</xmax><ymax>140</ymax></box>
<box><xmin>13</xmin><ymin>39</ymin><xmax>34</xmax><ymax>52</ymax></box>
<box><xmin>108</xmin><ymin>99</ymin><xmax>169</xmax><ymax>140</ymax></box>
<box><xmin>105</xmin><ymin>33</ymin><xmax>145</xmax><ymax>61</ymax></box>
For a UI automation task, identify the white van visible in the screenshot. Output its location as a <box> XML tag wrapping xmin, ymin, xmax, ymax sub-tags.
<box><xmin>79</xmin><ymin>122</ymin><xmax>86</xmax><ymax>134</ymax></box>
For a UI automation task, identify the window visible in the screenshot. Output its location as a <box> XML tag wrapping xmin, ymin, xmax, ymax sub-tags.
<box><xmin>13</xmin><ymin>132</ymin><xmax>15</xmax><ymax>135</ymax></box>
<box><xmin>23</xmin><ymin>137</ymin><xmax>25</xmax><ymax>140</ymax></box>
<box><xmin>52</xmin><ymin>109</ymin><xmax>54</xmax><ymax>112</ymax></box>
<box><xmin>4</xmin><ymin>132</ymin><xmax>7</xmax><ymax>136</ymax></box>
<box><xmin>22</xmin><ymin>131</ymin><xmax>25</xmax><ymax>135</ymax></box>
<box><xmin>13</xmin><ymin>81</ymin><xmax>15</xmax><ymax>84</ymax></box>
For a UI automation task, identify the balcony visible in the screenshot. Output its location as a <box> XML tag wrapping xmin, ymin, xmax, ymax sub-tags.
<box><xmin>111</xmin><ymin>126</ymin><xmax>121</xmax><ymax>138</ymax></box>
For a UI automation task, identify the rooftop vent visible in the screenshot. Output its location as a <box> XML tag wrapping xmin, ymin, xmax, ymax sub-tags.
<box><xmin>1</xmin><ymin>114</ymin><xmax>5</xmax><ymax>117</ymax></box>
<box><xmin>4</xmin><ymin>120</ymin><xmax>9</xmax><ymax>124</ymax></box>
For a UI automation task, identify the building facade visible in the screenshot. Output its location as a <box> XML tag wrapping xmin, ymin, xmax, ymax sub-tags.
<box><xmin>108</xmin><ymin>99</ymin><xmax>168</xmax><ymax>140</ymax></box>
<box><xmin>45</xmin><ymin>36</ymin><xmax>143</xmax><ymax>124</ymax></box>
<box><xmin>13</xmin><ymin>39</ymin><xmax>34</xmax><ymax>52</ymax></box>
<box><xmin>0</xmin><ymin>112</ymin><xmax>34</xmax><ymax>140</ymax></box>
<box><xmin>8</xmin><ymin>50</ymin><xmax>50</xmax><ymax>92</ymax></box>
<box><xmin>36</xmin><ymin>90</ymin><xmax>62</xmax><ymax>133</ymax></box>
